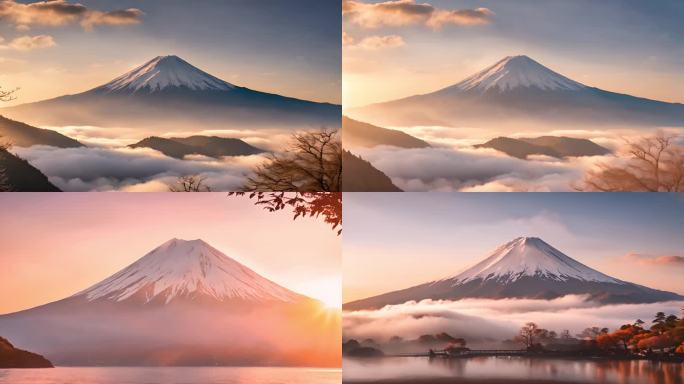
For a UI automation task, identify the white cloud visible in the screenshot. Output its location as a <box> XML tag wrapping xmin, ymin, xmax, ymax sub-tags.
<box><xmin>344</xmin><ymin>296</ymin><xmax>684</xmax><ymax>346</ymax></box>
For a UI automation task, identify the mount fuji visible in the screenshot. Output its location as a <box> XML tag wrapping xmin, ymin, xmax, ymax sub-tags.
<box><xmin>2</xmin><ymin>55</ymin><xmax>341</xmax><ymax>131</ymax></box>
<box><xmin>0</xmin><ymin>239</ymin><xmax>339</xmax><ymax>366</ymax></box>
<box><xmin>349</xmin><ymin>55</ymin><xmax>684</xmax><ymax>128</ymax></box>
<box><xmin>344</xmin><ymin>237</ymin><xmax>683</xmax><ymax>311</ymax></box>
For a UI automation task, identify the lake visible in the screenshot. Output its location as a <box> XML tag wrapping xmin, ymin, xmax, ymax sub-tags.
<box><xmin>0</xmin><ymin>366</ymin><xmax>341</xmax><ymax>384</ymax></box>
<box><xmin>343</xmin><ymin>357</ymin><xmax>684</xmax><ymax>384</ymax></box>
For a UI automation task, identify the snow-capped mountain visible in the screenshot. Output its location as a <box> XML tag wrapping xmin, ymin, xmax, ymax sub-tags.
<box><xmin>344</xmin><ymin>237</ymin><xmax>683</xmax><ymax>310</ymax></box>
<box><xmin>0</xmin><ymin>239</ymin><xmax>339</xmax><ymax>366</ymax></box>
<box><xmin>449</xmin><ymin>55</ymin><xmax>586</xmax><ymax>93</ymax></box>
<box><xmin>95</xmin><ymin>55</ymin><xmax>236</xmax><ymax>94</ymax></box>
<box><xmin>450</xmin><ymin>237</ymin><xmax>620</xmax><ymax>284</ymax></box>
<box><xmin>73</xmin><ymin>238</ymin><xmax>303</xmax><ymax>305</ymax></box>
<box><xmin>3</xmin><ymin>55</ymin><xmax>340</xmax><ymax>131</ymax></box>
<box><xmin>349</xmin><ymin>55</ymin><xmax>684</xmax><ymax>128</ymax></box>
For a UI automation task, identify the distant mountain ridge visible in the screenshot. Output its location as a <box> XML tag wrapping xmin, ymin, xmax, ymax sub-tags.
<box><xmin>342</xmin><ymin>116</ymin><xmax>430</xmax><ymax>149</ymax></box>
<box><xmin>476</xmin><ymin>136</ymin><xmax>610</xmax><ymax>159</ymax></box>
<box><xmin>344</xmin><ymin>237</ymin><xmax>683</xmax><ymax>310</ymax></box>
<box><xmin>130</xmin><ymin>135</ymin><xmax>265</xmax><ymax>159</ymax></box>
<box><xmin>0</xmin><ymin>115</ymin><xmax>82</xmax><ymax>148</ymax></box>
<box><xmin>3</xmin><ymin>55</ymin><xmax>341</xmax><ymax>131</ymax></box>
<box><xmin>349</xmin><ymin>55</ymin><xmax>684</xmax><ymax>128</ymax></box>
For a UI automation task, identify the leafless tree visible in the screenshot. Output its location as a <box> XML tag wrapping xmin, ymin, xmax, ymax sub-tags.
<box><xmin>578</xmin><ymin>133</ymin><xmax>684</xmax><ymax>192</ymax></box>
<box><xmin>242</xmin><ymin>129</ymin><xmax>341</xmax><ymax>192</ymax></box>
<box><xmin>515</xmin><ymin>322</ymin><xmax>539</xmax><ymax>349</ymax></box>
<box><xmin>0</xmin><ymin>85</ymin><xmax>17</xmax><ymax>190</ymax></box>
<box><xmin>168</xmin><ymin>175</ymin><xmax>212</xmax><ymax>192</ymax></box>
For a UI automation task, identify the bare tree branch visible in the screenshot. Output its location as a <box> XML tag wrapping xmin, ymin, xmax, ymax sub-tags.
<box><xmin>242</xmin><ymin>129</ymin><xmax>341</xmax><ymax>192</ymax></box>
<box><xmin>578</xmin><ymin>132</ymin><xmax>684</xmax><ymax>192</ymax></box>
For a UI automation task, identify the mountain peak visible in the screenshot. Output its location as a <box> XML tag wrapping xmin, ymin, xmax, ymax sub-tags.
<box><xmin>73</xmin><ymin>238</ymin><xmax>304</xmax><ymax>304</ymax></box>
<box><xmin>449</xmin><ymin>55</ymin><xmax>586</xmax><ymax>93</ymax></box>
<box><xmin>95</xmin><ymin>55</ymin><xmax>236</xmax><ymax>94</ymax></box>
<box><xmin>449</xmin><ymin>236</ymin><xmax>621</xmax><ymax>284</ymax></box>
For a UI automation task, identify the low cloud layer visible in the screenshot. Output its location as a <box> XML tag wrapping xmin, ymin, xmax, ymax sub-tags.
<box><xmin>0</xmin><ymin>0</ymin><xmax>143</xmax><ymax>30</ymax></box>
<box><xmin>344</xmin><ymin>296</ymin><xmax>684</xmax><ymax>347</ymax></box>
<box><xmin>353</xmin><ymin>146</ymin><xmax>595</xmax><ymax>191</ymax></box>
<box><xmin>343</xmin><ymin>0</ymin><xmax>493</xmax><ymax>29</ymax></box>
<box><xmin>13</xmin><ymin>145</ymin><xmax>266</xmax><ymax>192</ymax></box>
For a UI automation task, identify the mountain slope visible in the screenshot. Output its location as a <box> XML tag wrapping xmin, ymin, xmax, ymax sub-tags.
<box><xmin>342</xmin><ymin>150</ymin><xmax>402</xmax><ymax>192</ymax></box>
<box><xmin>0</xmin><ymin>337</ymin><xmax>53</xmax><ymax>368</ymax></box>
<box><xmin>130</xmin><ymin>136</ymin><xmax>265</xmax><ymax>159</ymax></box>
<box><xmin>349</xmin><ymin>55</ymin><xmax>684</xmax><ymax>128</ymax></box>
<box><xmin>344</xmin><ymin>237</ymin><xmax>683</xmax><ymax>310</ymax></box>
<box><xmin>2</xmin><ymin>55</ymin><xmax>341</xmax><ymax>131</ymax></box>
<box><xmin>342</xmin><ymin>116</ymin><xmax>430</xmax><ymax>149</ymax></box>
<box><xmin>0</xmin><ymin>239</ymin><xmax>338</xmax><ymax>366</ymax></box>
<box><xmin>0</xmin><ymin>115</ymin><xmax>83</xmax><ymax>148</ymax></box>
<box><xmin>0</xmin><ymin>148</ymin><xmax>60</xmax><ymax>192</ymax></box>
<box><xmin>476</xmin><ymin>136</ymin><xmax>610</xmax><ymax>159</ymax></box>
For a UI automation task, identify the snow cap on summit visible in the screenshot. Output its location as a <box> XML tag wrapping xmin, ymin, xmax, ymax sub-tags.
<box><xmin>96</xmin><ymin>55</ymin><xmax>236</xmax><ymax>93</ymax></box>
<box><xmin>449</xmin><ymin>236</ymin><xmax>622</xmax><ymax>284</ymax></box>
<box><xmin>449</xmin><ymin>55</ymin><xmax>586</xmax><ymax>93</ymax></box>
<box><xmin>73</xmin><ymin>238</ymin><xmax>304</xmax><ymax>304</ymax></box>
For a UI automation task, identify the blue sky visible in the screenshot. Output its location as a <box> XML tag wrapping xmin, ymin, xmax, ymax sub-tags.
<box><xmin>343</xmin><ymin>193</ymin><xmax>684</xmax><ymax>301</ymax></box>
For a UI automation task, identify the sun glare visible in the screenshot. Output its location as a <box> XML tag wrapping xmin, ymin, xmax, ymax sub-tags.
<box><xmin>299</xmin><ymin>276</ymin><xmax>342</xmax><ymax>309</ymax></box>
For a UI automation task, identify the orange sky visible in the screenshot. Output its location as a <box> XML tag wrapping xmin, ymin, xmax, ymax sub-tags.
<box><xmin>0</xmin><ymin>193</ymin><xmax>341</xmax><ymax>313</ymax></box>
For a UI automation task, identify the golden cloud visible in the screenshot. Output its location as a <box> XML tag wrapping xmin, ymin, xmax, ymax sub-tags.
<box><xmin>345</xmin><ymin>33</ymin><xmax>405</xmax><ymax>50</ymax></box>
<box><xmin>0</xmin><ymin>34</ymin><xmax>56</xmax><ymax>50</ymax></box>
<box><xmin>343</xmin><ymin>0</ymin><xmax>493</xmax><ymax>29</ymax></box>
<box><xmin>0</xmin><ymin>0</ymin><xmax>143</xmax><ymax>30</ymax></box>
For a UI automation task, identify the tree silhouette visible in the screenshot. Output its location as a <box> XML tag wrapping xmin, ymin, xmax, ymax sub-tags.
<box><xmin>229</xmin><ymin>192</ymin><xmax>342</xmax><ymax>235</ymax></box>
<box><xmin>0</xmin><ymin>84</ymin><xmax>17</xmax><ymax>190</ymax></box>
<box><xmin>168</xmin><ymin>175</ymin><xmax>212</xmax><ymax>192</ymax></box>
<box><xmin>242</xmin><ymin>129</ymin><xmax>341</xmax><ymax>192</ymax></box>
<box><xmin>578</xmin><ymin>133</ymin><xmax>684</xmax><ymax>191</ymax></box>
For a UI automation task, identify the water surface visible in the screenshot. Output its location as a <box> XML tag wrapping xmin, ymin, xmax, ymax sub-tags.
<box><xmin>344</xmin><ymin>357</ymin><xmax>684</xmax><ymax>384</ymax></box>
<box><xmin>0</xmin><ymin>366</ymin><xmax>341</xmax><ymax>384</ymax></box>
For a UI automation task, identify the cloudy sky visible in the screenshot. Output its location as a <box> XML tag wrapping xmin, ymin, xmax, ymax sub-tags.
<box><xmin>343</xmin><ymin>0</ymin><xmax>684</xmax><ymax>108</ymax></box>
<box><xmin>0</xmin><ymin>193</ymin><xmax>341</xmax><ymax>313</ymax></box>
<box><xmin>343</xmin><ymin>193</ymin><xmax>684</xmax><ymax>302</ymax></box>
<box><xmin>0</xmin><ymin>0</ymin><xmax>341</xmax><ymax>106</ymax></box>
